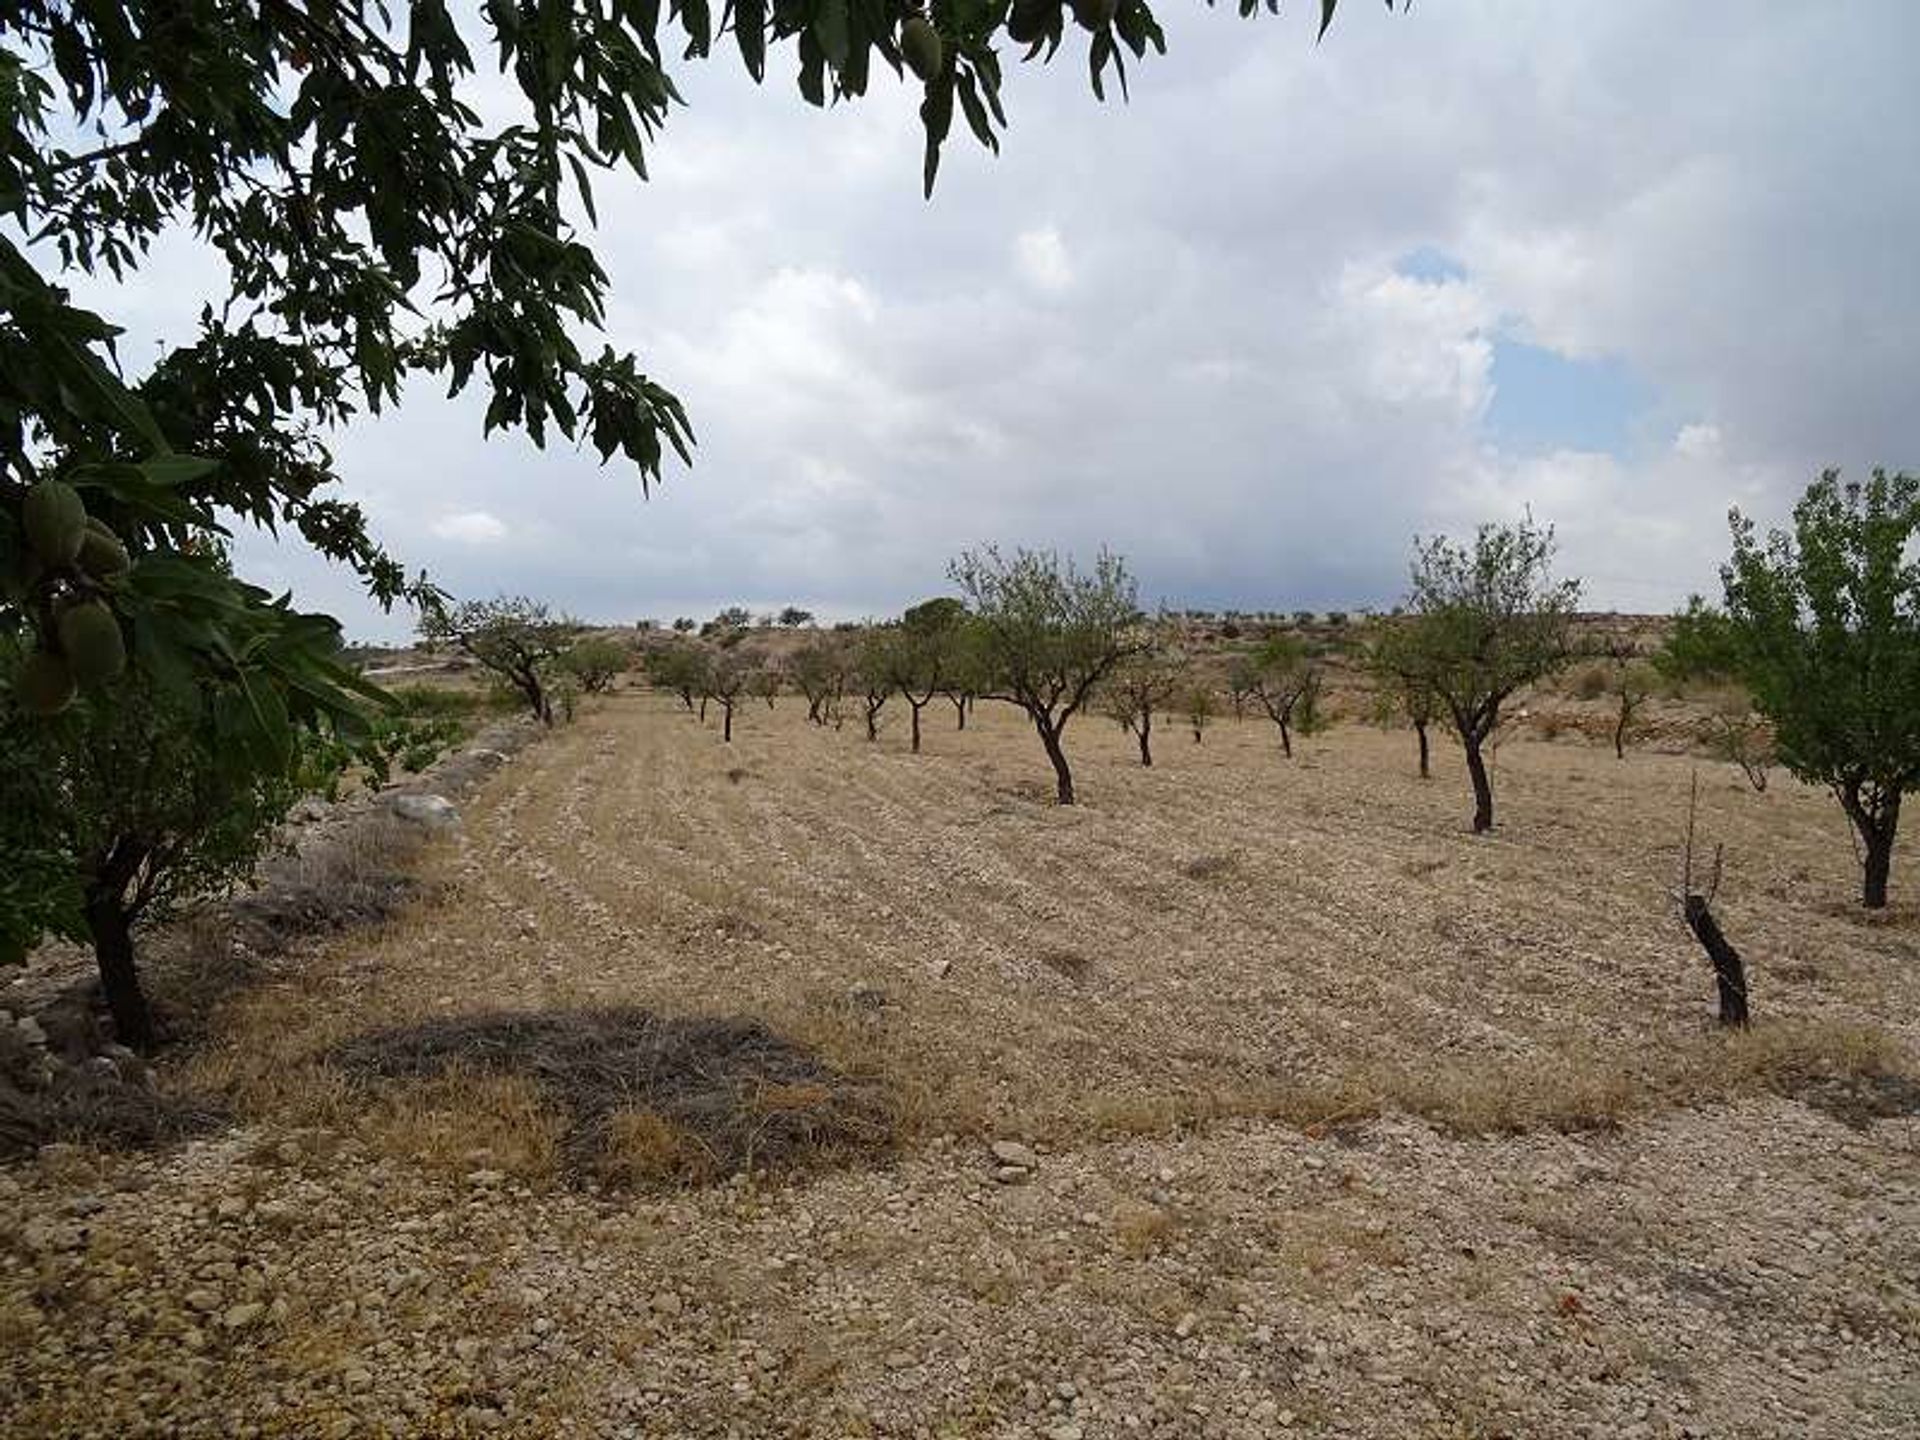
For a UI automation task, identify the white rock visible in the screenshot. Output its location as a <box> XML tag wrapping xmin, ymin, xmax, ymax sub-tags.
<box><xmin>388</xmin><ymin>793</ymin><xmax>460</xmax><ymax>829</ymax></box>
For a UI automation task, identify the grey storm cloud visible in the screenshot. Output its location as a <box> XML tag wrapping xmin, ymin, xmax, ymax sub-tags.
<box><xmin>67</xmin><ymin>1</ymin><xmax>1920</xmax><ymax>639</ymax></box>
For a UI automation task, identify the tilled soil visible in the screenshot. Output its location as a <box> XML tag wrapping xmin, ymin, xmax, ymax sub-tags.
<box><xmin>3</xmin><ymin>693</ymin><xmax>1918</xmax><ymax>1438</ymax></box>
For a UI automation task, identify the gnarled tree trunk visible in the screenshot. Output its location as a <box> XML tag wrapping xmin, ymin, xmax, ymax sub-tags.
<box><xmin>1034</xmin><ymin>712</ymin><xmax>1075</xmax><ymax>805</ymax></box>
<box><xmin>1415</xmin><ymin>719</ymin><xmax>1430</xmax><ymax>780</ymax></box>
<box><xmin>1464</xmin><ymin>736</ymin><xmax>1494</xmax><ymax>833</ymax></box>
<box><xmin>1684</xmin><ymin>894</ymin><xmax>1749</xmax><ymax>1027</ymax></box>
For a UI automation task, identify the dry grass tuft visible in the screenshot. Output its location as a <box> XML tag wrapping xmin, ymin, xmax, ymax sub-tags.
<box><xmin>367</xmin><ymin>1069</ymin><xmax>563</xmax><ymax>1181</ymax></box>
<box><xmin>1112</xmin><ymin>1200</ymin><xmax>1178</xmax><ymax>1257</ymax></box>
<box><xmin>229</xmin><ymin>814</ymin><xmax>429</xmax><ymax>956</ymax></box>
<box><xmin>1252</xmin><ymin>1019</ymin><xmax>1919</xmax><ymax>1139</ymax></box>
<box><xmin>598</xmin><ymin>1106</ymin><xmax>714</xmax><ymax>1185</ymax></box>
<box><xmin>326</xmin><ymin>1006</ymin><xmax>894</xmax><ymax>1185</ymax></box>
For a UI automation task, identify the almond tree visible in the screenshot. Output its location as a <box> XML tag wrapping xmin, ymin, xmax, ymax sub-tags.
<box><xmin>1367</xmin><ymin>627</ymin><xmax>1440</xmax><ymax>779</ymax></box>
<box><xmin>0</xmin><ymin>657</ymin><xmax>302</xmax><ymax>1048</ymax></box>
<box><xmin>1392</xmin><ymin>519</ymin><xmax>1580</xmax><ymax>832</ymax></box>
<box><xmin>853</xmin><ymin>631</ymin><xmax>895</xmax><ymax>743</ymax></box>
<box><xmin>1186</xmin><ymin>685</ymin><xmax>1216</xmax><ymax>744</ymax></box>
<box><xmin>1102</xmin><ymin>640</ymin><xmax>1185</xmax><ymax>767</ymax></box>
<box><xmin>1241</xmin><ymin>635</ymin><xmax>1323</xmax><ymax>758</ymax></box>
<box><xmin>888</xmin><ymin>597</ymin><xmax>969</xmax><ymax>753</ymax></box>
<box><xmin>422</xmin><ymin>596</ymin><xmax>573</xmax><ymax>725</ymax></box>
<box><xmin>1707</xmin><ymin>469</ymin><xmax>1920</xmax><ymax>908</ymax></box>
<box><xmin>790</xmin><ymin>639</ymin><xmax>847</xmax><ymax>725</ymax></box>
<box><xmin>950</xmin><ymin>546</ymin><xmax>1146</xmax><ymax>805</ymax></box>
<box><xmin>704</xmin><ymin>650</ymin><xmax>754</xmax><ymax>743</ymax></box>
<box><xmin>647</xmin><ymin>642</ymin><xmax>709</xmax><ymax>713</ymax></box>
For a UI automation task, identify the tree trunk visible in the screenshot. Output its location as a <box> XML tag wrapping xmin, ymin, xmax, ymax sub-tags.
<box><xmin>1614</xmin><ymin>702</ymin><xmax>1629</xmax><ymax>760</ymax></box>
<box><xmin>865</xmin><ymin>702</ymin><xmax>881</xmax><ymax>742</ymax></box>
<box><xmin>806</xmin><ymin>696</ymin><xmax>822</xmax><ymax>725</ymax></box>
<box><xmin>84</xmin><ymin>889</ymin><xmax>155</xmax><ymax>1052</ymax></box>
<box><xmin>1684</xmin><ymin>894</ymin><xmax>1749</xmax><ymax>1027</ymax></box>
<box><xmin>722</xmin><ymin>701</ymin><xmax>734</xmax><ymax>743</ymax></box>
<box><xmin>1865</xmin><ymin>827</ymin><xmax>1896</xmax><ymax>909</ymax></box>
<box><xmin>1277</xmin><ymin>719</ymin><xmax>1292</xmax><ymax>758</ymax></box>
<box><xmin>1415</xmin><ymin>719</ymin><xmax>1431</xmax><ymax>780</ymax></box>
<box><xmin>1464</xmin><ymin>736</ymin><xmax>1494</xmax><ymax>833</ymax></box>
<box><xmin>951</xmin><ymin>694</ymin><xmax>967</xmax><ymax>730</ymax></box>
<box><xmin>1137</xmin><ymin>711</ymin><xmax>1153</xmax><ymax>767</ymax></box>
<box><xmin>699</xmin><ymin>696</ymin><xmax>708</xmax><ymax>722</ymax></box>
<box><xmin>911</xmin><ymin>702</ymin><xmax>923</xmax><ymax>754</ymax></box>
<box><xmin>1842</xmin><ymin>786</ymin><xmax>1901</xmax><ymax>909</ymax></box>
<box><xmin>1034</xmin><ymin>712</ymin><xmax>1075</xmax><ymax>805</ymax></box>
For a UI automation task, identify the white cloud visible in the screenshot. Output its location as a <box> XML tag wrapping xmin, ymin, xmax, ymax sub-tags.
<box><xmin>1014</xmin><ymin>226</ymin><xmax>1075</xmax><ymax>294</ymax></box>
<box><xmin>431</xmin><ymin>511</ymin><xmax>508</xmax><ymax>545</ymax></box>
<box><xmin>1674</xmin><ymin>423</ymin><xmax>1724</xmax><ymax>462</ymax></box>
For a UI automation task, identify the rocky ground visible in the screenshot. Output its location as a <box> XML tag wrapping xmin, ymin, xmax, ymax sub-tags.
<box><xmin>3</xmin><ymin>693</ymin><xmax>1918</xmax><ymax>1437</ymax></box>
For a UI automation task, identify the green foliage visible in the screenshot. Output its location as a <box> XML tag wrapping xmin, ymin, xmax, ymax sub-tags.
<box><xmin>645</xmin><ymin>641</ymin><xmax>712</xmax><ymax>709</ymax></box>
<box><xmin>887</xmin><ymin>595</ymin><xmax>971</xmax><ymax>699</ymax></box>
<box><xmin>1380</xmin><ymin>516</ymin><xmax>1580</xmax><ymax>829</ymax></box>
<box><xmin>421</xmin><ymin>595</ymin><xmax>573</xmax><ymax>722</ymax></box>
<box><xmin>1714</xmin><ymin>469</ymin><xmax>1920</xmax><ymax>904</ymax></box>
<box><xmin>1391</xmin><ymin>517</ymin><xmax>1580</xmax><ymax>738</ymax></box>
<box><xmin>949</xmin><ymin>545</ymin><xmax>1145</xmax><ymax>801</ymax></box>
<box><xmin>788</xmin><ymin>637</ymin><xmax>849</xmax><ymax>723</ymax></box>
<box><xmin>1656</xmin><ymin>596</ymin><xmax>1743</xmax><ymax>687</ymax></box>
<box><xmin>777</xmin><ymin>606</ymin><xmax>816</xmax><ymax>628</ymax></box>
<box><xmin>1185</xmin><ymin>684</ymin><xmax>1216</xmax><ymax>737</ymax></box>
<box><xmin>1241</xmin><ymin>633</ymin><xmax>1323</xmax><ymax>753</ymax></box>
<box><xmin>1101</xmin><ymin>631</ymin><xmax>1185</xmax><ymax>743</ymax></box>
<box><xmin>0</xmin><ymin>653</ymin><xmax>302</xmax><ymax>988</ymax></box>
<box><xmin>950</xmin><ymin>546</ymin><xmax>1142</xmax><ymax>713</ymax></box>
<box><xmin>559</xmin><ymin>634</ymin><xmax>631</xmax><ymax>693</ymax></box>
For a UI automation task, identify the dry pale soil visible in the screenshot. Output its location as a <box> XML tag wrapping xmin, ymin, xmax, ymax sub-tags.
<box><xmin>4</xmin><ymin>691</ymin><xmax>1920</xmax><ymax>1439</ymax></box>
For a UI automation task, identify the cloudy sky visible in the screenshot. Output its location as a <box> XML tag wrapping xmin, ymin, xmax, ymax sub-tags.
<box><xmin>82</xmin><ymin>1</ymin><xmax>1920</xmax><ymax>640</ymax></box>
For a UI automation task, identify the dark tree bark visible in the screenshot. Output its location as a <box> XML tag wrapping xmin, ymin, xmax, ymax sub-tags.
<box><xmin>698</xmin><ymin>695</ymin><xmax>708</xmax><ymax>722</ymax></box>
<box><xmin>84</xmin><ymin>888</ymin><xmax>155</xmax><ymax>1052</ymax></box>
<box><xmin>1840</xmin><ymin>784</ymin><xmax>1901</xmax><ymax>909</ymax></box>
<box><xmin>1463</xmin><ymin>735</ymin><xmax>1494</xmax><ymax>833</ymax></box>
<box><xmin>1034</xmin><ymin>713</ymin><xmax>1075</xmax><ymax>805</ymax></box>
<box><xmin>909</xmin><ymin>699</ymin><xmax>926</xmax><ymax>753</ymax></box>
<box><xmin>1136</xmin><ymin>710</ymin><xmax>1153</xmax><ymax>767</ymax></box>
<box><xmin>951</xmin><ymin>693</ymin><xmax>968</xmax><ymax>730</ymax></box>
<box><xmin>864</xmin><ymin>696</ymin><xmax>885</xmax><ymax>742</ymax></box>
<box><xmin>1277</xmin><ymin>721</ymin><xmax>1292</xmax><ymax>758</ymax></box>
<box><xmin>1683</xmin><ymin>894</ymin><xmax>1750</xmax><ymax>1027</ymax></box>
<box><xmin>721</xmin><ymin>699</ymin><xmax>735</xmax><ymax>743</ymax></box>
<box><xmin>1415</xmin><ymin>719</ymin><xmax>1431</xmax><ymax>780</ymax></box>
